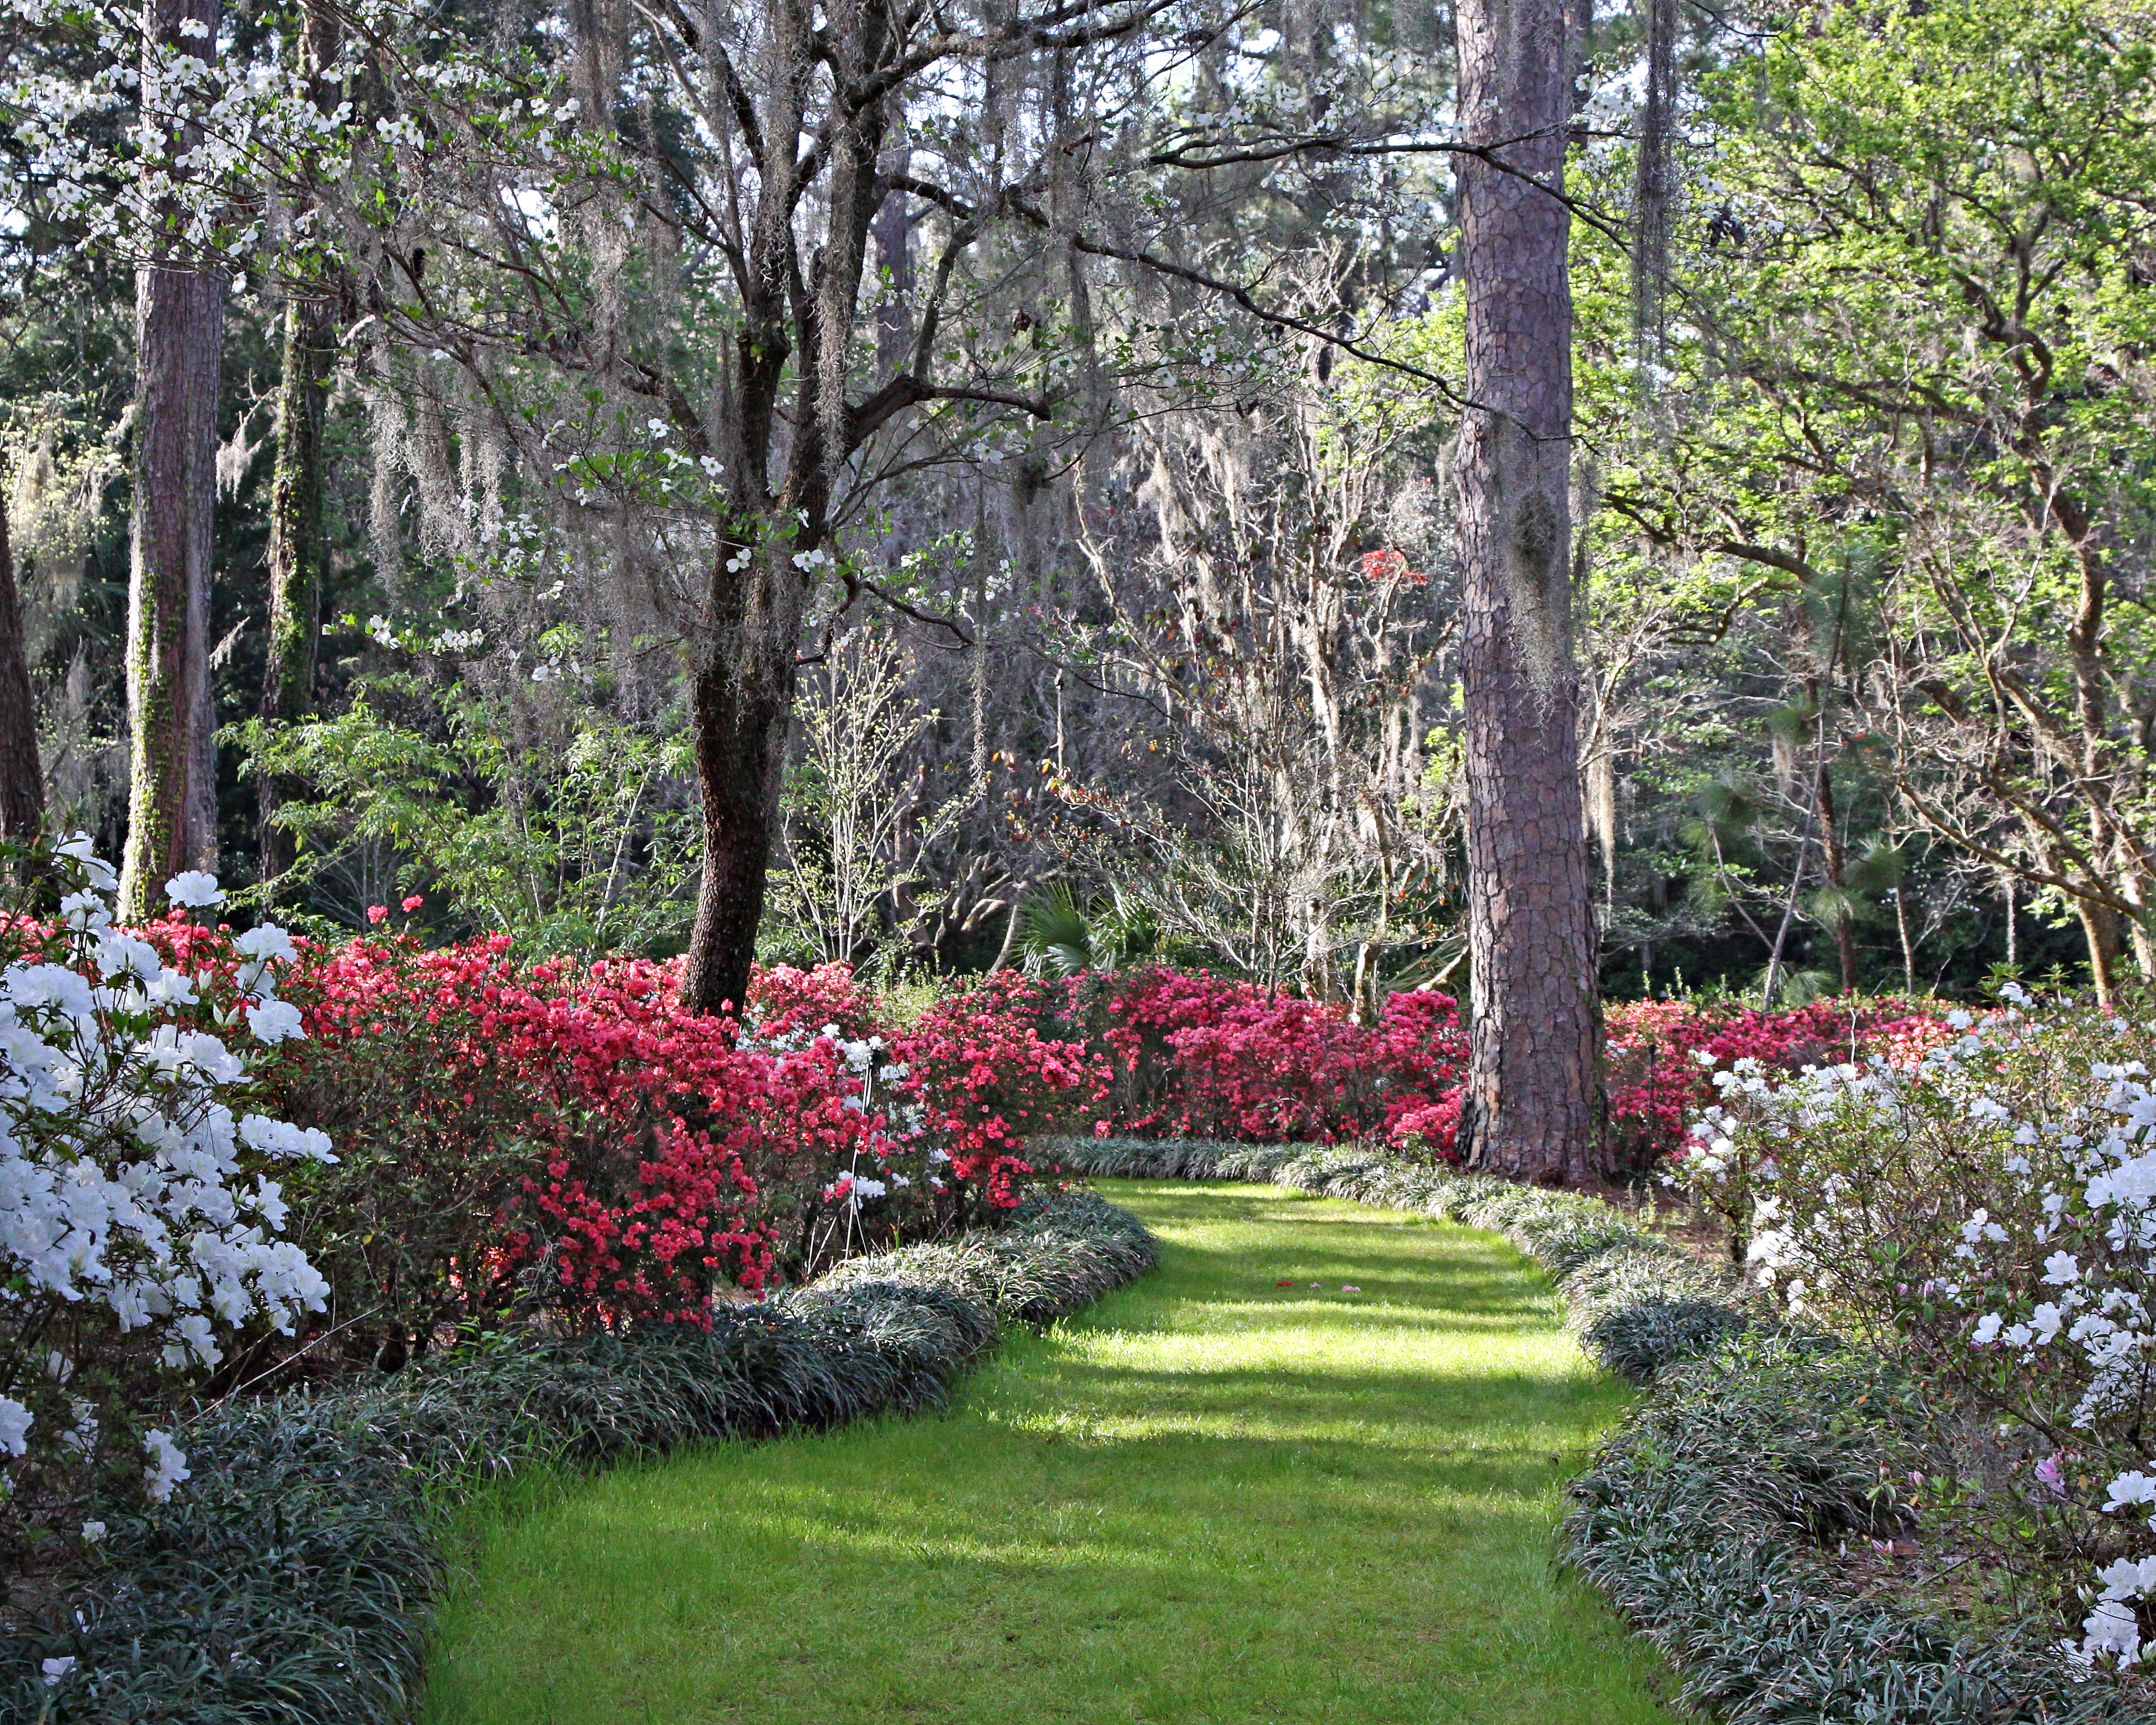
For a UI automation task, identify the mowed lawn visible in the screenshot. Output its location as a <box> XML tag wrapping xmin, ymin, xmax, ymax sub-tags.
<box><xmin>424</xmin><ymin>1180</ymin><xmax>1680</xmax><ymax>1725</ymax></box>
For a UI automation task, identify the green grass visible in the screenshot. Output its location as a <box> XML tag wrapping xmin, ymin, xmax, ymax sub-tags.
<box><xmin>423</xmin><ymin>1180</ymin><xmax>1680</xmax><ymax>1725</ymax></box>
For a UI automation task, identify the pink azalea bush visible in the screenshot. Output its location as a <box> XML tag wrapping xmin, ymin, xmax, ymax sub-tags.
<box><xmin>1058</xmin><ymin>968</ymin><xmax>1471</xmax><ymax>1148</ymax></box>
<box><xmin>254</xmin><ymin>946</ymin><xmax>1102</xmax><ymax>1345</ymax></box>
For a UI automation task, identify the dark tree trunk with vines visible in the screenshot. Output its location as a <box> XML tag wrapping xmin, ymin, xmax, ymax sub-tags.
<box><xmin>258</xmin><ymin>293</ymin><xmax>331</xmax><ymax>888</ymax></box>
<box><xmin>257</xmin><ymin>1</ymin><xmax>339</xmax><ymax>892</ymax></box>
<box><xmin>0</xmin><ymin>478</ymin><xmax>43</xmax><ymax>842</ymax></box>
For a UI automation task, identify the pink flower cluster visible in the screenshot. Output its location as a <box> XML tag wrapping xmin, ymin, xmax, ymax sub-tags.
<box><xmin>270</xmin><ymin>936</ymin><xmax>868</xmax><ymax>1322</ymax></box>
<box><xmin>892</xmin><ymin>982</ymin><xmax>1106</xmax><ymax>1211</ymax></box>
<box><xmin>748</xmin><ymin>960</ymin><xmax>880</xmax><ymax>1043</ymax></box>
<box><xmin>240</xmin><ymin>933</ymin><xmax>1957</xmax><ymax>1332</ymax></box>
<box><xmin>1073</xmin><ymin>969</ymin><xmax>1469</xmax><ymax>1147</ymax></box>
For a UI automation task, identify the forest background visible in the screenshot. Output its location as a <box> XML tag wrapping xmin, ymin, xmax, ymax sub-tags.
<box><xmin>1</xmin><ymin>0</ymin><xmax>2148</xmax><ymax>1034</ymax></box>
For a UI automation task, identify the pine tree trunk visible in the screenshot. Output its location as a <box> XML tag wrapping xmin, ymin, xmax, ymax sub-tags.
<box><xmin>1454</xmin><ymin>0</ymin><xmax>1604</xmax><ymax>1183</ymax></box>
<box><xmin>258</xmin><ymin>293</ymin><xmax>330</xmax><ymax>886</ymax></box>
<box><xmin>119</xmin><ymin>0</ymin><xmax>224</xmax><ymax>921</ymax></box>
<box><xmin>0</xmin><ymin>477</ymin><xmax>44</xmax><ymax>840</ymax></box>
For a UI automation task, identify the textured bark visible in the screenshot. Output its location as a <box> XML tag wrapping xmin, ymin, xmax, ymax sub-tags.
<box><xmin>119</xmin><ymin>0</ymin><xmax>224</xmax><ymax>920</ymax></box>
<box><xmin>1454</xmin><ymin>0</ymin><xmax>1604</xmax><ymax>1182</ymax></box>
<box><xmin>2081</xmin><ymin>898</ymin><xmax>2123</xmax><ymax>1011</ymax></box>
<box><xmin>0</xmin><ymin>478</ymin><xmax>44</xmax><ymax>840</ymax></box>
<box><xmin>258</xmin><ymin>293</ymin><xmax>331</xmax><ymax>886</ymax></box>
<box><xmin>682</xmin><ymin>566</ymin><xmax>804</xmax><ymax>1016</ymax></box>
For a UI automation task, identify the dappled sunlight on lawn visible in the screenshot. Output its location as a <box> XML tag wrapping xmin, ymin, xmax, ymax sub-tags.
<box><xmin>424</xmin><ymin>1180</ymin><xmax>1680</xmax><ymax>1725</ymax></box>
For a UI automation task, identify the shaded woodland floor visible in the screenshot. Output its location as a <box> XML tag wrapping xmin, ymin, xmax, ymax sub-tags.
<box><xmin>423</xmin><ymin>1181</ymin><xmax>1680</xmax><ymax>1724</ymax></box>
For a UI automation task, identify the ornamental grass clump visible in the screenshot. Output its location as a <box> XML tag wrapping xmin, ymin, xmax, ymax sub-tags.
<box><xmin>1671</xmin><ymin>985</ymin><xmax>2156</xmax><ymax>1674</ymax></box>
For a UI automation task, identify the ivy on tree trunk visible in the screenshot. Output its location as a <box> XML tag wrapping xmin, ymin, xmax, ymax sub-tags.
<box><xmin>0</xmin><ymin>475</ymin><xmax>43</xmax><ymax>842</ymax></box>
<box><xmin>119</xmin><ymin>0</ymin><xmax>223</xmax><ymax>921</ymax></box>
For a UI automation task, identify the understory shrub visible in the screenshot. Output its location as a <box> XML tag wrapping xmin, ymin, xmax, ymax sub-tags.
<box><xmin>235</xmin><ymin>943</ymin><xmax>1104</xmax><ymax>1365</ymax></box>
<box><xmin>0</xmin><ymin>841</ymin><xmax>335</xmax><ymax>1542</ymax></box>
<box><xmin>1</xmin><ymin>1187</ymin><xmax>1156</xmax><ymax>1724</ymax></box>
<box><xmin>1602</xmin><ymin>996</ymin><xmax>1951</xmax><ymax>1171</ymax></box>
<box><xmin>1566</xmin><ymin>1334</ymin><xmax>2138</xmax><ymax>1724</ymax></box>
<box><xmin>1672</xmin><ymin>986</ymin><xmax>2156</xmax><ymax>1673</ymax></box>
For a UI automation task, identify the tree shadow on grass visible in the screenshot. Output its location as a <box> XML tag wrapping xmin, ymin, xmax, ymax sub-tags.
<box><xmin>422</xmin><ymin>1182</ymin><xmax>1674</xmax><ymax>1725</ymax></box>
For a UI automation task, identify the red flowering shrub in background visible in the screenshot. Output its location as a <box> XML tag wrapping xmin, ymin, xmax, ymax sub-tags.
<box><xmin>1001</xmin><ymin>964</ymin><xmax>1953</xmax><ymax>1170</ymax></box>
<box><xmin>747</xmin><ymin>960</ymin><xmax>880</xmax><ymax>1043</ymax></box>
<box><xmin>886</xmin><ymin>980</ymin><xmax>1107</xmax><ymax>1216</ymax></box>
<box><xmin>262</xmin><ymin>937</ymin><xmax>890</xmax><ymax>1338</ymax></box>
<box><xmin>1602</xmin><ymin>997</ymin><xmax>1954</xmax><ymax>1167</ymax></box>
<box><xmin>1048</xmin><ymin>967</ymin><xmax>1469</xmax><ymax>1148</ymax></box>
<box><xmin>247</xmin><ymin>926</ymin><xmax>1956</xmax><ymax>1359</ymax></box>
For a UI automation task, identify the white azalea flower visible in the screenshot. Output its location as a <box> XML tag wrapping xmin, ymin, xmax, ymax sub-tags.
<box><xmin>162</xmin><ymin>870</ymin><xmax>224</xmax><ymax>909</ymax></box>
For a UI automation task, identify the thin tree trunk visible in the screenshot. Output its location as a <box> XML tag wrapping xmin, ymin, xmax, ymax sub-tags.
<box><xmin>119</xmin><ymin>0</ymin><xmax>224</xmax><ymax>921</ymax></box>
<box><xmin>257</xmin><ymin>0</ymin><xmax>338</xmax><ymax>891</ymax></box>
<box><xmin>0</xmin><ymin>476</ymin><xmax>44</xmax><ymax>840</ymax></box>
<box><xmin>2064</xmin><ymin>529</ymin><xmax>2124</xmax><ymax>1005</ymax></box>
<box><xmin>1454</xmin><ymin>0</ymin><xmax>1603</xmax><ymax>1184</ymax></box>
<box><xmin>1630</xmin><ymin>0</ymin><xmax>1677</xmax><ymax>366</ymax></box>
<box><xmin>1896</xmin><ymin>885</ymin><xmax>1916</xmax><ymax>994</ymax></box>
<box><xmin>1816</xmin><ymin>759</ymin><xmax>1857</xmax><ymax>992</ymax></box>
<box><xmin>872</xmin><ymin>149</ymin><xmax>913</xmax><ymax>382</ymax></box>
<box><xmin>258</xmin><ymin>293</ymin><xmax>330</xmax><ymax>886</ymax></box>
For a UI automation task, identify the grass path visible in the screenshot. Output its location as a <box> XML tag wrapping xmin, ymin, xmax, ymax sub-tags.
<box><xmin>424</xmin><ymin>1181</ymin><xmax>1680</xmax><ymax>1725</ymax></box>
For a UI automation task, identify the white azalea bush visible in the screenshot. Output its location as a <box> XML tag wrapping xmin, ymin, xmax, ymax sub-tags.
<box><xmin>0</xmin><ymin>837</ymin><xmax>334</xmax><ymax>1527</ymax></box>
<box><xmin>1671</xmin><ymin>984</ymin><xmax>2156</xmax><ymax>1672</ymax></box>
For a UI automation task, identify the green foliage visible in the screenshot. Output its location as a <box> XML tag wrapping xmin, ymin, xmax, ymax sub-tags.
<box><xmin>1577</xmin><ymin>0</ymin><xmax>2156</xmax><ymax>990</ymax></box>
<box><xmin>233</xmin><ymin>674</ymin><xmax>697</xmax><ymax>950</ymax></box>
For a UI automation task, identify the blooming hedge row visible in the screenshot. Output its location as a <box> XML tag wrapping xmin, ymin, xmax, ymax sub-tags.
<box><xmin>780</xmin><ymin>963</ymin><xmax>1952</xmax><ymax>1163</ymax></box>
<box><xmin>251</xmin><ymin>939</ymin><xmax>1103</xmax><ymax>1344</ymax></box>
<box><xmin>0</xmin><ymin>882</ymin><xmax>1108</xmax><ymax>1545</ymax></box>
<box><xmin>1675</xmin><ymin>987</ymin><xmax>2156</xmax><ymax>1676</ymax></box>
